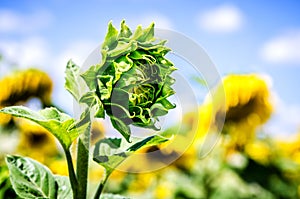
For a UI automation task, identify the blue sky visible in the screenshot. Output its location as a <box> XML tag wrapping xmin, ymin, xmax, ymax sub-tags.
<box><xmin>1</xmin><ymin>0</ymin><xmax>300</xmax><ymax>137</ymax></box>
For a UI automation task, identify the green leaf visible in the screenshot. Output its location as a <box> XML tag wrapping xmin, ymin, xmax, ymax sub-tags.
<box><xmin>65</xmin><ymin>60</ymin><xmax>81</xmax><ymax>101</ymax></box>
<box><xmin>110</xmin><ymin>116</ymin><xmax>131</xmax><ymax>142</ymax></box>
<box><xmin>127</xmin><ymin>135</ymin><xmax>168</xmax><ymax>151</ymax></box>
<box><xmin>5</xmin><ymin>155</ymin><xmax>58</xmax><ymax>199</ymax></box>
<box><xmin>54</xmin><ymin>175</ymin><xmax>72</xmax><ymax>199</ymax></box>
<box><xmin>80</xmin><ymin>91</ymin><xmax>104</xmax><ymax>118</ymax></box>
<box><xmin>93</xmin><ymin>135</ymin><xmax>169</xmax><ymax>173</ymax></box>
<box><xmin>0</xmin><ymin>106</ymin><xmax>81</xmax><ymax>149</ymax></box>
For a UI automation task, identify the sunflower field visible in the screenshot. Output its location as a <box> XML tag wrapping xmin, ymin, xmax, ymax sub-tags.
<box><xmin>1</xmin><ymin>56</ymin><xmax>300</xmax><ymax>199</ymax></box>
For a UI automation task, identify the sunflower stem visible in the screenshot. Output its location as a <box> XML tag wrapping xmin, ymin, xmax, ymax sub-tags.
<box><xmin>76</xmin><ymin>116</ymin><xmax>91</xmax><ymax>199</ymax></box>
<box><xmin>63</xmin><ymin>147</ymin><xmax>79</xmax><ymax>199</ymax></box>
<box><xmin>93</xmin><ymin>169</ymin><xmax>112</xmax><ymax>199</ymax></box>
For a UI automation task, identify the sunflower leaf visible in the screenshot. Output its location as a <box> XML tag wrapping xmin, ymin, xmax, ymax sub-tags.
<box><xmin>65</xmin><ymin>60</ymin><xmax>81</xmax><ymax>101</ymax></box>
<box><xmin>54</xmin><ymin>175</ymin><xmax>72</xmax><ymax>199</ymax></box>
<box><xmin>0</xmin><ymin>106</ymin><xmax>82</xmax><ymax>149</ymax></box>
<box><xmin>93</xmin><ymin>135</ymin><xmax>169</xmax><ymax>173</ymax></box>
<box><xmin>5</xmin><ymin>155</ymin><xmax>58</xmax><ymax>199</ymax></box>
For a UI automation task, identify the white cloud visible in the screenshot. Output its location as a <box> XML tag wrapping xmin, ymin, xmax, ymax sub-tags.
<box><xmin>0</xmin><ymin>37</ymin><xmax>98</xmax><ymax>114</ymax></box>
<box><xmin>261</xmin><ymin>31</ymin><xmax>300</xmax><ymax>64</ymax></box>
<box><xmin>0</xmin><ymin>9</ymin><xmax>53</xmax><ymax>34</ymax></box>
<box><xmin>197</xmin><ymin>4</ymin><xmax>244</xmax><ymax>33</ymax></box>
<box><xmin>56</xmin><ymin>40</ymin><xmax>97</xmax><ymax>68</ymax></box>
<box><xmin>0</xmin><ymin>37</ymin><xmax>50</xmax><ymax>68</ymax></box>
<box><xmin>265</xmin><ymin>92</ymin><xmax>300</xmax><ymax>137</ymax></box>
<box><xmin>53</xmin><ymin>40</ymin><xmax>98</xmax><ymax>114</ymax></box>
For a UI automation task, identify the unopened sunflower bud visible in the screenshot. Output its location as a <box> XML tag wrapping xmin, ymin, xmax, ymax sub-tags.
<box><xmin>81</xmin><ymin>20</ymin><xmax>176</xmax><ymax>141</ymax></box>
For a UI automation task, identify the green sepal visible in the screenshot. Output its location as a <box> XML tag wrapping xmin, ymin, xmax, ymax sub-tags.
<box><xmin>119</xmin><ymin>20</ymin><xmax>132</xmax><ymax>38</ymax></box>
<box><xmin>102</xmin><ymin>21</ymin><xmax>119</xmax><ymax>50</ymax></box>
<box><xmin>81</xmin><ymin>65</ymin><xmax>98</xmax><ymax>91</ymax></box>
<box><xmin>79</xmin><ymin>91</ymin><xmax>104</xmax><ymax>118</ymax></box>
<box><xmin>110</xmin><ymin>116</ymin><xmax>131</xmax><ymax>142</ymax></box>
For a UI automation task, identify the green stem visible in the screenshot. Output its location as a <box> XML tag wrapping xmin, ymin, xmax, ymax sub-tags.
<box><xmin>64</xmin><ymin>148</ymin><xmax>78</xmax><ymax>198</ymax></box>
<box><xmin>93</xmin><ymin>170</ymin><xmax>112</xmax><ymax>199</ymax></box>
<box><xmin>76</xmin><ymin>114</ymin><xmax>91</xmax><ymax>199</ymax></box>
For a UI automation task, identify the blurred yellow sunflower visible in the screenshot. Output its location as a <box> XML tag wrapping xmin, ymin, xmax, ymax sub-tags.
<box><xmin>245</xmin><ymin>140</ymin><xmax>272</xmax><ymax>165</ymax></box>
<box><xmin>49</xmin><ymin>158</ymin><xmax>69</xmax><ymax>176</ymax></box>
<box><xmin>117</xmin><ymin>110</ymin><xmax>201</xmax><ymax>173</ymax></box>
<box><xmin>223</xmin><ymin>74</ymin><xmax>272</xmax><ymax>124</ymax></box>
<box><xmin>275</xmin><ymin>133</ymin><xmax>300</xmax><ymax>165</ymax></box>
<box><xmin>154</xmin><ymin>181</ymin><xmax>174</xmax><ymax>199</ymax></box>
<box><xmin>90</xmin><ymin>119</ymin><xmax>105</xmax><ymax>145</ymax></box>
<box><xmin>200</xmin><ymin>74</ymin><xmax>273</xmax><ymax>151</ymax></box>
<box><xmin>15</xmin><ymin>118</ymin><xmax>59</xmax><ymax>164</ymax></box>
<box><xmin>0</xmin><ymin>68</ymin><xmax>53</xmax><ymax>126</ymax></box>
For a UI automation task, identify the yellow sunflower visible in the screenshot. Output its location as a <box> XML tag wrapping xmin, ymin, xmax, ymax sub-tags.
<box><xmin>201</xmin><ymin>74</ymin><xmax>273</xmax><ymax>151</ymax></box>
<box><xmin>245</xmin><ymin>140</ymin><xmax>272</xmax><ymax>165</ymax></box>
<box><xmin>0</xmin><ymin>68</ymin><xmax>53</xmax><ymax>126</ymax></box>
<box><xmin>275</xmin><ymin>133</ymin><xmax>300</xmax><ymax>165</ymax></box>
<box><xmin>90</xmin><ymin>119</ymin><xmax>105</xmax><ymax>145</ymax></box>
<box><xmin>15</xmin><ymin>118</ymin><xmax>59</xmax><ymax>164</ymax></box>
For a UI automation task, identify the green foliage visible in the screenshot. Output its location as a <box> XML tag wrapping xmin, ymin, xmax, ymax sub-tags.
<box><xmin>55</xmin><ymin>175</ymin><xmax>73</xmax><ymax>199</ymax></box>
<box><xmin>0</xmin><ymin>106</ymin><xmax>86</xmax><ymax>149</ymax></box>
<box><xmin>5</xmin><ymin>155</ymin><xmax>72</xmax><ymax>199</ymax></box>
<box><xmin>65</xmin><ymin>60</ymin><xmax>81</xmax><ymax>101</ymax></box>
<box><xmin>81</xmin><ymin>20</ymin><xmax>176</xmax><ymax>142</ymax></box>
<box><xmin>0</xmin><ymin>165</ymin><xmax>19</xmax><ymax>199</ymax></box>
<box><xmin>93</xmin><ymin>135</ymin><xmax>168</xmax><ymax>174</ymax></box>
<box><xmin>0</xmin><ymin>21</ymin><xmax>178</xmax><ymax>199</ymax></box>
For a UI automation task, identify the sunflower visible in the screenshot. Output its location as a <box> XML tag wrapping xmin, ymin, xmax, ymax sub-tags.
<box><xmin>90</xmin><ymin>119</ymin><xmax>105</xmax><ymax>145</ymax></box>
<box><xmin>222</xmin><ymin>74</ymin><xmax>272</xmax><ymax>124</ymax></box>
<box><xmin>0</xmin><ymin>69</ymin><xmax>53</xmax><ymax>126</ymax></box>
<box><xmin>14</xmin><ymin>118</ymin><xmax>59</xmax><ymax>164</ymax></box>
<box><xmin>275</xmin><ymin>133</ymin><xmax>300</xmax><ymax>165</ymax></box>
<box><xmin>81</xmin><ymin>21</ymin><xmax>176</xmax><ymax>141</ymax></box>
<box><xmin>244</xmin><ymin>140</ymin><xmax>272</xmax><ymax>165</ymax></box>
<box><xmin>201</xmin><ymin>74</ymin><xmax>273</xmax><ymax>151</ymax></box>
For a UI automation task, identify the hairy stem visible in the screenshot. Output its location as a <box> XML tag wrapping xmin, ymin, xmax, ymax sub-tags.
<box><xmin>64</xmin><ymin>148</ymin><xmax>78</xmax><ymax>199</ymax></box>
<box><xmin>76</xmin><ymin>114</ymin><xmax>91</xmax><ymax>199</ymax></box>
<box><xmin>93</xmin><ymin>170</ymin><xmax>112</xmax><ymax>199</ymax></box>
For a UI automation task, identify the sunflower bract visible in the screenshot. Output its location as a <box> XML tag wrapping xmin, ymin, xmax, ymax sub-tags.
<box><xmin>81</xmin><ymin>21</ymin><xmax>176</xmax><ymax>141</ymax></box>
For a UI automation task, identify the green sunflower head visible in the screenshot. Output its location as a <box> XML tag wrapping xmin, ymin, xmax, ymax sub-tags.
<box><xmin>81</xmin><ymin>20</ymin><xmax>176</xmax><ymax>141</ymax></box>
